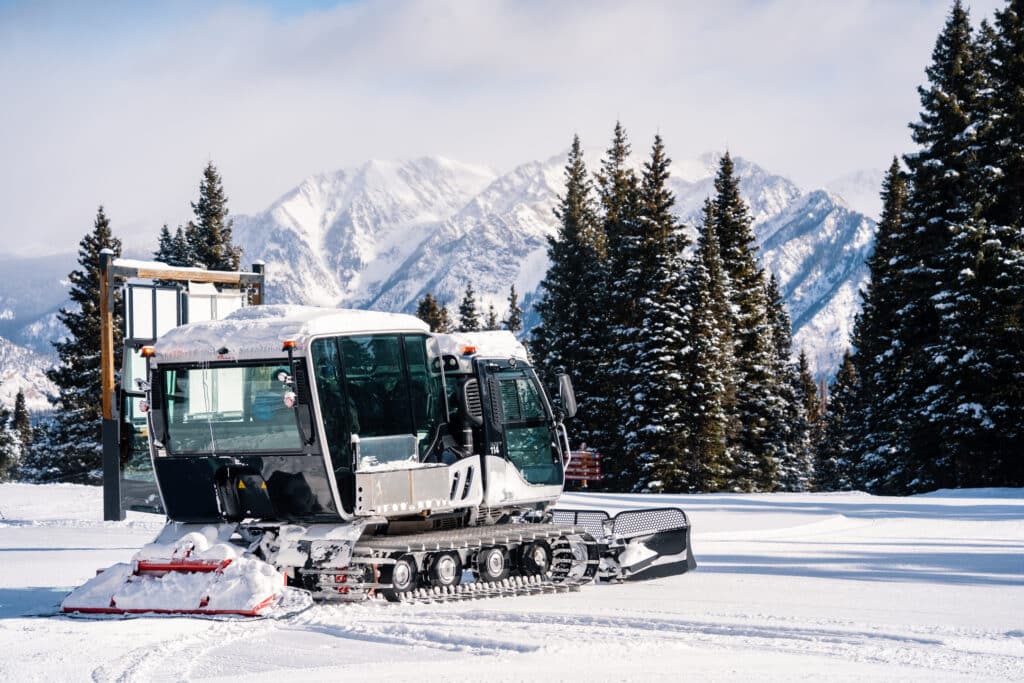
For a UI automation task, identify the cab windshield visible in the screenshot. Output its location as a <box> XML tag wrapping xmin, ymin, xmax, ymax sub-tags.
<box><xmin>161</xmin><ymin>362</ymin><xmax>303</xmax><ymax>454</ymax></box>
<box><xmin>311</xmin><ymin>334</ymin><xmax>445</xmax><ymax>470</ymax></box>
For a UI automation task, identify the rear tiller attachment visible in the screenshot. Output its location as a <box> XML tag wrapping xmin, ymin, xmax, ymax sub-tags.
<box><xmin>552</xmin><ymin>507</ymin><xmax>696</xmax><ymax>582</ymax></box>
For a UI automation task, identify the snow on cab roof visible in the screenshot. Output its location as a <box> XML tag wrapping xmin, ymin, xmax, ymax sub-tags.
<box><xmin>154</xmin><ymin>305</ymin><xmax>428</xmax><ymax>362</ymax></box>
<box><xmin>437</xmin><ymin>331</ymin><xmax>530</xmax><ymax>363</ymax></box>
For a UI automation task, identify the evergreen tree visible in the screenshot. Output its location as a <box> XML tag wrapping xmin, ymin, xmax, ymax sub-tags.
<box><xmin>593</xmin><ymin>123</ymin><xmax>642</xmax><ymax>489</ymax></box>
<box><xmin>485</xmin><ymin>303</ymin><xmax>500</xmax><ymax>331</ymax></box>
<box><xmin>896</xmin><ymin>1</ymin><xmax>989</xmax><ymax>492</ymax></box>
<box><xmin>0</xmin><ymin>387</ymin><xmax>16</xmax><ymax>482</ymax></box>
<box><xmin>45</xmin><ymin>206</ymin><xmax>122</xmax><ymax>483</ymax></box>
<box><xmin>13</xmin><ymin>390</ymin><xmax>31</xmax><ymax>463</ymax></box>
<box><xmin>531</xmin><ymin>134</ymin><xmax>610</xmax><ymax>477</ymax></box>
<box><xmin>154</xmin><ymin>224</ymin><xmax>196</xmax><ymax>267</ymax></box>
<box><xmin>437</xmin><ymin>303</ymin><xmax>454</xmax><ymax>334</ymax></box>
<box><xmin>712</xmin><ymin>153</ymin><xmax>778</xmax><ymax>491</ymax></box>
<box><xmin>765</xmin><ymin>274</ymin><xmax>812</xmax><ymax>491</ymax></box>
<box><xmin>617</xmin><ymin>135</ymin><xmax>693</xmax><ymax>492</ymax></box>
<box><xmin>985</xmin><ymin>0</ymin><xmax>1024</xmax><ymax>227</ymax></box>
<box><xmin>814</xmin><ymin>351</ymin><xmax>860</xmax><ymax>491</ymax></box>
<box><xmin>797</xmin><ymin>350</ymin><xmax>821</xmax><ymax>425</ymax></box>
<box><xmin>850</xmin><ymin>159</ymin><xmax>913</xmax><ymax>491</ymax></box>
<box><xmin>188</xmin><ymin>161</ymin><xmax>242</xmax><ymax>271</ymax></box>
<box><xmin>416</xmin><ymin>293</ymin><xmax>445</xmax><ymax>332</ymax></box>
<box><xmin>17</xmin><ymin>416</ymin><xmax>61</xmax><ymax>483</ymax></box>
<box><xmin>457</xmin><ymin>284</ymin><xmax>481</xmax><ymax>332</ymax></box>
<box><xmin>684</xmin><ymin>201</ymin><xmax>739</xmax><ymax>491</ymax></box>
<box><xmin>504</xmin><ymin>285</ymin><xmax>523</xmax><ymax>333</ymax></box>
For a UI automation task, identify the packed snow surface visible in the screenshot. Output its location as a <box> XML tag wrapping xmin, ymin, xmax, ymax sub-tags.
<box><xmin>1</xmin><ymin>484</ymin><xmax>1022</xmax><ymax>681</ymax></box>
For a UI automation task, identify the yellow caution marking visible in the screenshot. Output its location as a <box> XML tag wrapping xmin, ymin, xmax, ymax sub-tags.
<box><xmin>238</xmin><ymin>480</ymin><xmax>246</xmax><ymax>489</ymax></box>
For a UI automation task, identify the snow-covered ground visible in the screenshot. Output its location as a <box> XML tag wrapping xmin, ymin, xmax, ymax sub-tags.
<box><xmin>1</xmin><ymin>484</ymin><xmax>1022</xmax><ymax>681</ymax></box>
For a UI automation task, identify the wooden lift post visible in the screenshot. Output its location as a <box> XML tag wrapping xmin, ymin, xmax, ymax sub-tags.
<box><xmin>99</xmin><ymin>253</ymin><xmax>266</xmax><ymax>521</ymax></box>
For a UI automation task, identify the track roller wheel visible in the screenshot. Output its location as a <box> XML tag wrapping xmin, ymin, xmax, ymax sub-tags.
<box><xmin>476</xmin><ymin>546</ymin><xmax>509</xmax><ymax>583</ymax></box>
<box><xmin>380</xmin><ymin>553</ymin><xmax>418</xmax><ymax>602</ymax></box>
<box><xmin>519</xmin><ymin>540</ymin><xmax>552</xmax><ymax>576</ymax></box>
<box><xmin>428</xmin><ymin>551</ymin><xmax>463</xmax><ymax>589</ymax></box>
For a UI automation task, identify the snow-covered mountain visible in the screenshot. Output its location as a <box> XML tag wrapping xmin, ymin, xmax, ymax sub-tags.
<box><xmin>825</xmin><ymin>168</ymin><xmax>885</xmax><ymax>219</ymax></box>
<box><xmin>0</xmin><ymin>151</ymin><xmax>877</xmax><ymax>402</ymax></box>
<box><xmin>235</xmin><ymin>152</ymin><xmax>875</xmax><ymax>377</ymax></box>
<box><xmin>0</xmin><ymin>336</ymin><xmax>55</xmax><ymax>413</ymax></box>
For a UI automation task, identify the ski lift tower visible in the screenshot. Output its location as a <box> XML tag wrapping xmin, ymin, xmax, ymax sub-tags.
<box><xmin>98</xmin><ymin>252</ymin><xmax>267</xmax><ymax>521</ymax></box>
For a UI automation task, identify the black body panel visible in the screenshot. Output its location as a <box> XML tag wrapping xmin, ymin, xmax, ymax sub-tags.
<box><xmin>154</xmin><ymin>454</ymin><xmax>341</xmax><ymax>523</ymax></box>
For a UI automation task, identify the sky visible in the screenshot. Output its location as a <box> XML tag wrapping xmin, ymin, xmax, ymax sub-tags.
<box><xmin>0</xmin><ymin>0</ymin><xmax>1006</xmax><ymax>256</ymax></box>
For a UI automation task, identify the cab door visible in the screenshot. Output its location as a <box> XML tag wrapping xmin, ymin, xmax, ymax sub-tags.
<box><xmin>479</xmin><ymin>361</ymin><xmax>565</xmax><ymax>490</ymax></box>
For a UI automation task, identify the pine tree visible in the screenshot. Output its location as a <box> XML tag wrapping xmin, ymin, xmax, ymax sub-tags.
<box><xmin>44</xmin><ymin>206</ymin><xmax>122</xmax><ymax>483</ymax></box>
<box><xmin>985</xmin><ymin>0</ymin><xmax>1024</xmax><ymax>227</ymax></box>
<box><xmin>154</xmin><ymin>224</ymin><xmax>195</xmax><ymax>267</ymax></box>
<box><xmin>797</xmin><ymin>350</ymin><xmax>821</xmax><ymax>425</ymax></box>
<box><xmin>850</xmin><ymin>159</ymin><xmax>913</xmax><ymax>491</ymax></box>
<box><xmin>416</xmin><ymin>293</ymin><xmax>445</xmax><ymax>332</ymax></box>
<box><xmin>684</xmin><ymin>201</ymin><xmax>739</xmax><ymax>491</ymax></box>
<box><xmin>618</xmin><ymin>135</ymin><xmax>693</xmax><ymax>492</ymax></box>
<box><xmin>188</xmin><ymin>161</ymin><xmax>242</xmax><ymax>271</ymax></box>
<box><xmin>0</xmin><ymin>386</ymin><xmax>17</xmax><ymax>482</ymax></box>
<box><xmin>592</xmin><ymin>123</ymin><xmax>642</xmax><ymax>489</ymax></box>
<box><xmin>485</xmin><ymin>303</ymin><xmax>500</xmax><ymax>331</ymax></box>
<box><xmin>531</xmin><ymin>134</ymin><xmax>610</xmax><ymax>478</ymax></box>
<box><xmin>765</xmin><ymin>274</ymin><xmax>812</xmax><ymax>491</ymax></box>
<box><xmin>457</xmin><ymin>284</ymin><xmax>481</xmax><ymax>332</ymax></box>
<box><xmin>712</xmin><ymin>153</ymin><xmax>778</xmax><ymax>491</ymax></box>
<box><xmin>438</xmin><ymin>304</ymin><xmax>454</xmax><ymax>333</ymax></box>
<box><xmin>13</xmin><ymin>390</ymin><xmax>31</xmax><ymax>463</ymax></box>
<box><xmin>814</xmin><ymin>351</ymin><xmax>860</xmax><ymax>491</ymax></box>
<box><xmin>504</xmin><ymin>285</ymin><xmax>523</xmax><ymax>333</ymax></box>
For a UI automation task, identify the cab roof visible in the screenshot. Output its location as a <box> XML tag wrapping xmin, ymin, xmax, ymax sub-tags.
<box><xmin>153</xmin><ymin>305</ymin><xmax>429</xmax><ymax>363</ymax></box>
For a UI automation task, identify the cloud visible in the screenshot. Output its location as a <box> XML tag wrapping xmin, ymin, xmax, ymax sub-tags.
<box><xmin>0</xmin><ymin>0</ymin><xmax>1005</xmax><ymax>255</ymax></box>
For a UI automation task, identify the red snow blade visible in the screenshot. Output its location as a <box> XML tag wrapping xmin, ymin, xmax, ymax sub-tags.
<box><xmin>135</xmin><ymin>559</ymin><xmax>232</xmax><ymax>574</ymax></box>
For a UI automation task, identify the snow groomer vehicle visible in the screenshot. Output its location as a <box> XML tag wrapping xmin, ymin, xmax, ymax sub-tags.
<box><xmin>63</xmin><ymin>305</ymin><xmax>694</xmax><ymax>615</ymax></box>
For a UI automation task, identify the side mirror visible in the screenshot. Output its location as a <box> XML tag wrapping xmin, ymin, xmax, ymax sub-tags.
<box><xmin>557</xmin><ymin>373</ymin><xmax>577</xmax><ymax>419</ymax></box>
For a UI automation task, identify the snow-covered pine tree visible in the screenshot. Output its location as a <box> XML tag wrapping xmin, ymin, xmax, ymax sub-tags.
<box><xmin>416</xmin><ymin>293</ymin><xmax>446</xmax><ymax>332</ymax></box>
<box><xmin>617</xmin><ymin>135</ymin><xmax>693</xmax><ymax>492</ymax></box>
<box><xmin>154</xmin><ymin>224</ymin><xmax>195</xmax><ymax>267</ymax></box>
<box><xmin>593</xmin><ymin>123</ymin><xmax>642</xmax><ymax>490</ymax></box>
<box><xmin>797</xmin><ymin>350</ymin><xmax>822</xmax><ymax>425</ymax></box>
<box><xmin>504</xmin><ymin>285</ymin><xmax>523</xmax><ymax>333</ymax></box>
<box><xmin>711</xmin><ymin>153</ymin><xmax>778</xmax><ymax>491</ymax></box>
<box><xmin>765</xmin><ymin>274</ymin><xmax>813</xmax><ymax>491</ymax></box>
<box><xmin>814</xmin><ymin>351</ymin><xmax>860</xmax><ymax>491</ymax></box>
<box><xmin>896</xmin><ymin>1</ymin><xmax>989</xmax><ymax>492</ymax></box>
<box><xmin>44</xmin><ymin>206</ymin><xmax>122</xmax><ymax>484</ymax></box>
<box><xmin>188</xmin><ymin>161</ymin><xmax>242</xmax><ymax>271</ymax></box>
<box><xmin>531</xmin><ymin>135</ymin><xmax>609</xmax><ymax>472</ymax></box>
<box><xmin>13</xmin><ymin>390</ymin><xmax>31</xmax><ymax>462</ymax></box>
<box><xmin>849</xmin><ymin>159</ymin><xmax>911</xmax><ymax>492</ymax></box>
<box><xmin>0</xmin><ymin>386</ymin><xmax>17</xmax><ymax>481</ymax></box>
<box><xmin>684</xmin><ymin>200</ymin><xmax>739</xmax><ymax>492</ymax></box>
<box><xmin>438</xmin><ymin>303</ymin><xmax>454</xmax><ymax>334</ymax></box>
<box><xmin>961</xmin><ymin>0</ymin><xmax>1024</xmax><ymax>486</ymax></box>
<box><xmin>457</xmin><ymin>284</ymin><xmax>481</xmax><ymax>332</ymax></box>
<box><xmin>985</xmin><ymin>0</ymin><xmax>1024</xmax><ymax>228</ymax></box>
<box><xmin>485</xmin><ymin>303</ymin><xmax>500</xmax><ymax>331</ymax></box>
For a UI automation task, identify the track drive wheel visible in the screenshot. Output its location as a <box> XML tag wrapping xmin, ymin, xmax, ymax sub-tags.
<box><xmin>429</xmin><ymin>551</ymin><xmax>463</xmax><ymax>589</ymax></box>
<box><xmin>380</xmin><ymin>553</ymin><xmax>418</xmax><ymax>602</ymax></box>
<box><xmin>519</xmin><ymin>540</ymin><xmax>552</xmax><ymax>576</ymax></box>
<box><xmin>476</xmin><ymin>546</ymin><xmax>509</xmax><ymax>583</ymax></box>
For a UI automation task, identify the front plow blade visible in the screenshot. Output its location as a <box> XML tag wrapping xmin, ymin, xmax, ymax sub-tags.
<box><xmin>61</xmin><ymin>530</ymin><xmax>294</xmax><ymax>617</ymax></box>
<box><xmin>553</xmin><ymin>507</ymin><xmax>696</xmax><ymax>582</ymax></box>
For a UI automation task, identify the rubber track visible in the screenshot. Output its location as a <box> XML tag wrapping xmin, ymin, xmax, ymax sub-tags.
<box><xmin>307</xmin><ymin>523</ymin><xmax>600</xmax><ymax>605</ymax></box>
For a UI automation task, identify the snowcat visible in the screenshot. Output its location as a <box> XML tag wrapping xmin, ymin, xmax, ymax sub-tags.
<box><xmin>62</xmin><ymin>306</ymin><xmax>695</xmax><ymax>616</ymax></box>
